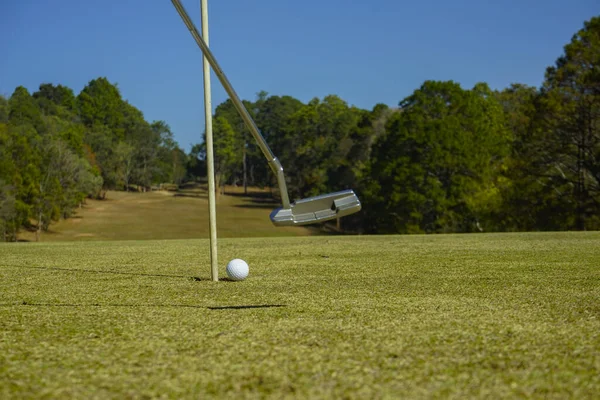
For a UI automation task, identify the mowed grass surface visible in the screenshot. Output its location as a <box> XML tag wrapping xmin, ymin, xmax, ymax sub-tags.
<box><xmin>1</xmin><ymin>232</ymin><xmax>599</xmax><ymax>398</ymax></box>
<box><xmin>17</xmin><ymin>185</ymin><xmax>316</xmax><ymax>242</ymax></box>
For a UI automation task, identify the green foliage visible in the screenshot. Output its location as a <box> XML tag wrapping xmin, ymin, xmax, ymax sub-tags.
<box><xmin>211</xmin><ymin>116</ymin><xmax>240</xmax><ymax>191</ymax></box>
<box><xmin>252</xmin><ymin>94</ymin><xmax>304</xmax><ymax>187</ymax></box>
<box><xmin>0</xmin><ymin>180</ymin><xmax>18</xmax><ymax>241</ymax></box>
<box><xmin>152</xmin><ymin>120</ymin><xmax>187</xmax><ymax>186</ymax></box>
<box><xmin>279</xmin><ymin>95</ymin><xmax>362</xmax><ymax>198</ymax></box>
<box><xmin>44</xmin><ymin>115</ymin><xmax>85</xmax><ymax>155</ymax></box>
<box><xmin>9</xmin><ymin>86</ymin><xmax>45</xmax><ymax>133</ymax></box>
<box><xmin>494</xmin><ymin>84</ymin><xmax>568</xmax><ymax>230</ymax></box>
<box><xmin>211</xmin><ymin>98</ymin><xmax>256</xmax><ymax>189</ymax></box>
<box><xmin>78</xmin><ymin>77</ymin><xmax>125</xmax><ymax>139</ymax></box>
<box><xmin>84</xmin><ymin>124</ymin><xmax>120</xmax><ymax>190</ymax></box>
<box><xmin>539</xmin><ymin>16</ymin><xmax>600</xmax><ymax>230</ymax></box>
<box><xmin>114</xmin><ymin>141</ymin><xmax>136</xmax><ymax>190</ymax></box>
<box><xmin>33</xmin><ymin>83</ymin><xmax>77</xmax><ymax>116</ymax></box>
<box><xmin>254</xmin><ymin>94</ymin><xmax>304</xmax><ymax>151</ymax></box>
<box><xmin>489</xmin><ymin>16</ymin><xmax>600</xmax><ymax>232</ymax></box>
<box><xmin>0</xmin><ymin>96</ymin><xmax>8</xmax><ymax>123</ymax></box>
<box><xmin>191</xmin><ymin>16</ymin><xmax>598</xmax><ymax>234</ymax></box>
<box><xmin>0</xmin><ymin>78</ymin><xmax>183</xmax><ymax>239</ymax></box>
<box><xmin>75</xmin><ymin>80</ymin><xmax>186</xmax><ymax>192</ymax></box>
<box><xmin>365</xmin><ymin>81</ymin><xmax>510</xmax><ymax>233</ymax></box>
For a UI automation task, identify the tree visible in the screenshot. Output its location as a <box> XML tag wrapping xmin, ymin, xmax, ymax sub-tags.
<box><xmin>212</xmin><ymin>116</ymin><xmax>240</xmax><ymax>194</ymax></box>
<box><xmin>51</xmin><ymin>140</ymin><xmax>101</xmax><ymax>218</ymax></box>
<box><xmin>253</xmin><ymin>94</ymin><xmax>304</xmax><ymax>188</ymax></box>
<box><xmin>33</xmin><ymin>83</ymin><xmax>77</xmax><ymax>115</ymax></box>
<box><xmin>9</xmin><ymin>86</ymin><xmax>45</xmax><ymax>133</ymax></box>
<box><xmin>0</xmin><ymin>181</ymin><xmax>17</xmax><ymax>242</ymax></box>
<box><xmin>115</xmin><ymin>141</ymin><xmax>136</xmax><ymax>190</ymax></box>
<box><xmin>365</xmin><ymin>81</ymin><xmax>510</xmax><ymax>233</ymax></box>
<box><xmin>84</xmin><ymin>124</ymin><xmax>120</xmax><ymax>191</ymax></box>
<box><xmin>44</xmin><ymin>115</ymin><xmax>85</xmax><ymax>156</ymax></box>
<box><xmin>33</xmin><ymin>136</ymin><xmax>63</xmax><ymax>239</ymax></box>
<box><xmin>280</xmin><ymin>95</ymin><xmax>361</xmax><ymax>199</ymax></box>
<box><xmin>493</xmin><ymin>84</ymin><xmax>571</xmax><ymax>230</ymax></box>
<box><xmin>1</xmin><ymin>78</ymin><xmax>176</xmax><ymax>237</ymax></box>
<box><xmin>0</xmin><ymin>120</ymin><xmax>19</xmax><ymax>241</ymax></box>
<box><xmin>78</xmin><ymin>77</ymin><xmax>125</xmax><ymax>139</ymax></box>
<box><xmin>0</xmin><ymin>95</ymin><xmax>8</xmax><ymax>123</ymax></box>
<box><xmin>133</xmin><ymin>123</ymin><xmax>161</xmax><ymax>190</ymax></box>
<box><xmin>152</xmin><ymin>120</ymin><xmax>187</xmax><ymax>185</ymax></box>
<box><xmin>4</xmin><ymin>122</ymin><xmax>42</xmax><ymax>234</ymax></box>
<box><xmin>539</xmin><ymin>16</ymin><xmax>600</xmax><ymax>230</ymax></box>
<box><xmin>213</xmin><ymin>98</ymin><xmax>255</xmax><ymax>189</ymax></box>
<box><xmin>169</xmin><ymin>147</ymin><xmax>188</xmax><ymax>185</ymax></box>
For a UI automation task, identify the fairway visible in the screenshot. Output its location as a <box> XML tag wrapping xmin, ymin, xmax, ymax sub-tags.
<box><xmin>17</xmin><ymin>185</ymin><xmax>318</xmax><ymax>242</ymax></box>
<box><xmin>1</xmin><ymin>232</ymin><xmax>599</xmax><ymax>398</ymax></box>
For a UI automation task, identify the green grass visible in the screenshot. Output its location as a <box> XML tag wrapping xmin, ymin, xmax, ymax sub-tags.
<box><xmin>18</xmin><ymin>185</ymin><xmax>317</xmax><ymax>242</ymax></box>
<box><xmin>1</xmin><ymin>232</ymin><xmax>599</xmax><ymax>398</ymax></box>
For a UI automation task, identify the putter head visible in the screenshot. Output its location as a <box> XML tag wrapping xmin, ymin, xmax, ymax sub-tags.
<box><xmin>270</xmin><ymin>189</ymin><xmax>361</xmax><ymax>226</ymax></box>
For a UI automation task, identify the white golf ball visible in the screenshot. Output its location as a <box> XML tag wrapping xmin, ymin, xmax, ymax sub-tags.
<box><xmin>226</xmin><ymin>259</ymin><xmax>249</xmax><ymax>281</ymax></box>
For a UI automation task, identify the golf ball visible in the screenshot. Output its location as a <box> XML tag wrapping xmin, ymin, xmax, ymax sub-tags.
<box><xmin>226</xmin><ymin>259</ymin><xmax>249</xmax><ymax>281</ymax></box>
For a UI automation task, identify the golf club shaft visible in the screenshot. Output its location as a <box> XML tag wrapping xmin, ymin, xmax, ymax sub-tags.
<box><xmin>170</xmin><ymin>0</ymin><xmax>290</xmax><ymax>208</ymax></box>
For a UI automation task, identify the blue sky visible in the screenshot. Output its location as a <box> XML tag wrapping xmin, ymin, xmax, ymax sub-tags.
<box><xmin>1</xmin><ymin>0</ymin><xmax>597</xmax><ymax>151</ymax></box>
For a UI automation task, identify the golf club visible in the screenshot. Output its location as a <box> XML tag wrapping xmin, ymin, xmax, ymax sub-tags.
<box><xmin>170</xmin><ymin>0</ymin><xmax>362</xmax><ymax>226</ymax></box>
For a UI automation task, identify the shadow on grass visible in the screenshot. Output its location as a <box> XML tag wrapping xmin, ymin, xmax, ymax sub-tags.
<box><xmin>189</xmin><ymin>276</ymin><xmax>240</xmax><ymax>282</ymax></box>
<box><xmin>232</xmin><ymin>196</ymin><xmax>280</xmax><ymax>210</ymax></box>
<box><xmin>16</xmin><ymin>266</ymin><xmax>280</xmax><ymax>283</ymax></box>
<box><xmin>0</xmin><ymin>302</ymin><xmax>287</xmax><ymax>310</ymax></box>
<box><xmin>225</xmin><ymin>191</ymin><xmax>275</xmax><ymax>199</ymax></box>
<box><xmin>179</xmin><ymin>181</ymin><xmax>207</xmax><ymax>189</ymax></box>
<box><xmin>207</xmin><ymin>305</ymin><xmax>287</xmax><ymax>310</ymax></box>
<box><xmin>3</xmin><ymin>302</ymin><xmax>204</xmax><ymax>308</ymax></box>
<box><xmin>173</xmin><ymin>192</ymin><xmax>208</xmax><ymax>199</ymax></box>
<box><xmin>18</xmin><ymin>265</ymin><xmax>198</xmax><ymax>280</ymax></box>
<box><xmin>233</xmin><ymin>204</ymin><xmax>278</xmax><ymax>209</ymax></box>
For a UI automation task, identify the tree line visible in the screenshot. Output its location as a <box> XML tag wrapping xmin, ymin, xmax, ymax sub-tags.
<box><xmin>1</xmin><ymin>16</ymin><xmax>598</xmax><ymax>240</ymax></box>
<box><xmin>0</xmin><ymin>78</ymin><xmax>188</xmax><ymax>241</ymax></box>
<box><xmin>199</xmin><ymin>16</ymin><xmax>600</xmax><ymax>233</ymax></box>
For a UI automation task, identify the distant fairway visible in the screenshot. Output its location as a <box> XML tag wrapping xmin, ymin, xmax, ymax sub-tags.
<box><xmin>1</xmin><ymin>232</ymin><xmax>599</xmax><ymax>398</ymax></box>
<box><xmin>18</xmin><ymin>185</ymin><xmax>319</xmax><ymax>242</ymax></box>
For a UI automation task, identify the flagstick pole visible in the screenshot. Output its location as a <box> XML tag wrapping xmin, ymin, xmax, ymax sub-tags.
<box><xmin>201</xmin><ymin>0</ymin><xmax>218</xmax><ymax>281</ymax></box>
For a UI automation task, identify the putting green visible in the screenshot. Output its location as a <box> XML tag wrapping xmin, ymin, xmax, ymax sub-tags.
<box><xmin>1</xmin><ymin>232</ymin><xmax>598</xmax><ymax>398</ymax></box>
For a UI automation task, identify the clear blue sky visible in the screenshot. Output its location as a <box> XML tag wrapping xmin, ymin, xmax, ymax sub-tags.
<box><xmin>1</xmin><ymin>0</ymin><xmax>597</xmax><ymax>151</ymax></box>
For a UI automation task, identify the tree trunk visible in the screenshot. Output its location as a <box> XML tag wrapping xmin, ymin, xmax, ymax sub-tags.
<box><xmin>215</xmin><ymin>172</ymin><xmax>221</xmax><ymax>199</ymax></box>
<box><xmin>576</xmin><ymin>144</ymin><xmax>584</xmax><ymax>230</ymax></box>
<box><xmin>36</xmin><ymin>210</ymin><xmax>42</xmax><ymax>242</ymax></box>
<box><xmin>243</xmin><ymin>143</ymin><xmax>247</xmax><ymax>195</ymax></box>
<box><xmin>575</xmin><ymin>113</ymin><xmax>586</xmax><ymax>231</ymax></box>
